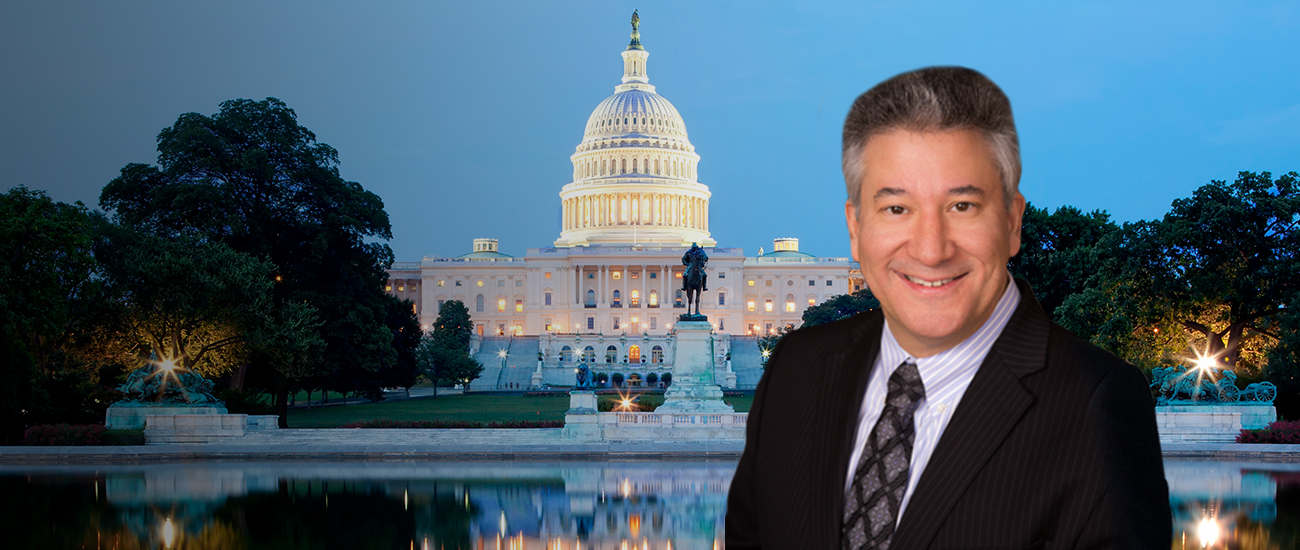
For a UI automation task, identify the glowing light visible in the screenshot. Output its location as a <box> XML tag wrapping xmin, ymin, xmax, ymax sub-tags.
<box><xmin>622</xmin><ymin>478</ymin><xmax>631</xmax><ymax>497</ymax></box>
<box><xmin>1195</xmin><ymin>356</ymin><xmax>1216</xmax><ymax>372</ymax></box>
<box><xmin>760</xmin><ymin>348</ymin><xmax>771</xmax><ymax>359</ymax></box>
<box><xmin>497</xmin><ymin>349</ymin><xmax>509</xmax><ymax>359</ymax></box>
<box><xmin>158</xmin><ymin>358</ymin><xmax>177</xmax><ymax>372</ymax></box>
<box><xmin>1198</xmin><ymin>516</ymin><xmax>1219</xmax><ymax>547</ymax></box>
<box><xmin>161</xmin><ymin>517</ymin><xmax>175</xmax><ymax>548</ymax></box>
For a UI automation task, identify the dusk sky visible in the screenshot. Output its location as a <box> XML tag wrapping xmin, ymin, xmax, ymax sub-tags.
<box><xmin>3</xmin><ymin>1</ymin><xmax>1297</xmax><ymax>262</ymax></box>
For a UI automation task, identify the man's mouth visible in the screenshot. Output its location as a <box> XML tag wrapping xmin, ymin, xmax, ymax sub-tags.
<box><xmin>903</xmin><ymin>273</ymin><xmax>959</xmax><ymax>287</ymax></box>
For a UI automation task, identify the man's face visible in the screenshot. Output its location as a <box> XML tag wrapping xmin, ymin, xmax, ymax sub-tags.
<box><xmin>846</xmin><ymin>129</ymin><xmax>1025</xmax><ymax>357</ymax></box>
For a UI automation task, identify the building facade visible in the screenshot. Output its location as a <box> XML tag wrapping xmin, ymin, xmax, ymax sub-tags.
<box><xmin>386</xmin><ymin>15</ymin><xmax>861</xmax><ymax>386</ymax></box>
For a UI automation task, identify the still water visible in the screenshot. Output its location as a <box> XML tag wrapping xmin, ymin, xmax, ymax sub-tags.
<box><xmin>0</xmin><ymin>460</ymin><xmax>1296</xmax><ymax>549</ymax></box>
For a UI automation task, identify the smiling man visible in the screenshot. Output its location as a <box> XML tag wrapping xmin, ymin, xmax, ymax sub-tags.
<box><xmin>726</xmin><ymin>67</ymin><xmax>1170</xmax><ymax>549</ymax></box>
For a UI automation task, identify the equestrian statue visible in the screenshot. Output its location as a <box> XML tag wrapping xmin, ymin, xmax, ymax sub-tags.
<box><xmin>681</xmin><ymin>243</ymin><xmax>708</xmax><ymax>320</ymax></box>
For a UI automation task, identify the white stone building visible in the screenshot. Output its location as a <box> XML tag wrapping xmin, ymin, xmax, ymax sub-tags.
<box><xmin>386</xmin><ymin>16</ymin><xmax>861</xmax><ymax>388</ymax></box>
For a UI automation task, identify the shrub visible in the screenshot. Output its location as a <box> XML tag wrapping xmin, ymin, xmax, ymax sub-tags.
<box><xmin>1236</xmin><ymin>420</ymin><xmax>1300</xmax><ymax>444</ymax></box>
<box><xmin>216</xmin><ymin>388</ymin><xmax>275</xmax><ymax>415</ymax></box>
<box><xmin>645</xmin><ymin>373</ymin><xmax>658</xmax><ymax>386</ymax></box>
<box><xmin>102</xmin><ymin>429</ymin><xmax>146</xmax><ymax>445</ymax></box>
<box><xmin>611</xmin><ymin>373</ymin><xmax>625</xmax><ymax>387</ymax></box>
<box><xmin>340</xmin><ymin>419</ymin><xmax>562</xmax><ymax>429</ymax></box>
<box><xmin>661</xmin><ymin>373</ymin><xmax>672</xmax><ymax>386</ymax></box>
<box><xmin>23</xmin><ymin>424</ymin><xmax>105</xmax><ymax>446</ymax></box>
<box><xmin>523</xmin><ymin>391</ymin><xmax>566</xmax><ymax>397</ymax></box>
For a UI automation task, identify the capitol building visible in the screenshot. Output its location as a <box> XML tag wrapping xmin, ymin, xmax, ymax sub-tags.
<box><xmin>386</xmin><ymin>14</ymin><xmax>861</xmax><ymax>387</ymax></box>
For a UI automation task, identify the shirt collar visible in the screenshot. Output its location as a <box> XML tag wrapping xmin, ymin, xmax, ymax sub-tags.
<box><xmin>879</xmin><ymin>275</ymin><xmax>1021</xmax><ymax>390</ymax></box>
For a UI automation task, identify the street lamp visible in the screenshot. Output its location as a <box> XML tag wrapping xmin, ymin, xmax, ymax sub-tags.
<box><xmin>497</xmin><ymin>349</ymin><xmax>508</xmax><ymax>389</ymax></box>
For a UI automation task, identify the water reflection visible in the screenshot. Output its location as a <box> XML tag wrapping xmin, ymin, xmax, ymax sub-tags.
<box><xmin>0</xmin><ymin>461</ymin><xmax>732</xmax><ymax>549</ymax></box>
<box><xmin>1</xmin><ymin>459</ymin><xmax>1298</xmax><ymax>548</ymax></box>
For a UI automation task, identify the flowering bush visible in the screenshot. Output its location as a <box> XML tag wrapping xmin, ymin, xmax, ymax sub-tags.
<box><xmin>340</xmin><ymin>419</ymin><xmax>562</xmax><ymax>429</ymax></box>
<box><xmin>23</xmin><ymin>424</ymin><xmax>105</xmax><ymax>446</ymax></box>
<box><xmin>1236</xmin><ymin>420</ymin><xmax>1300</xmax><ymax>444</ymax></box>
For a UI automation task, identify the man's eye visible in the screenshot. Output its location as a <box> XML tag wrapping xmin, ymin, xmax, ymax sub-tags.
<box><xmin>887</xmin><ymin>206</ymin><xmax>906</xmax><ymax>215</ymax></box>
<box><xmin>952</xmin><ymin>202</ymin><xmax>973</xmax><ymax>212</ymax></box>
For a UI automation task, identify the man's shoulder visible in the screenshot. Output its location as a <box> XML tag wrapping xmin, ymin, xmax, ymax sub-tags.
<box><xmin>775</xmin><ymin>310</ymin><xmax>882</xmax><ymax>357</ymax></box>
<box><xmin>1040</xmin><ymin>320</ymin><xmax>1151</xmax><ymax>396</ymax></box>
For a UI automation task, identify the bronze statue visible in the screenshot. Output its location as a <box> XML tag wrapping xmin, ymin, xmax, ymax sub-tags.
<box><xmin>631</xmin><ymin>9</ymin><xmax>639</xmax><ymax>31</ymax></box>
<box><xmin>575</xmin><ymin>362</ymin><xmax>592</xmax><ymax>389</ymax></box>
<box><xmin>681</xmin><ymin>243</ymin><xmax>708</xmax><ymax>318</ymax></box>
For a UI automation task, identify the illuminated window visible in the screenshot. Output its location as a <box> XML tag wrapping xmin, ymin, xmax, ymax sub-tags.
<box><xmin>747</xmin><ymin>300</ymin><xmax>756</xmax><ymax>312</ymax></box>
<box><xmin>612</xmin><ymin>271</ymin><xmax>622</xmax><ymax>280</ymax></box>
<box><xmin>397</xmin><ymin>285</ymin><xmax>404</xmax><ymax>292</ymax></box>
<box><xmin>515</xmin><ymin>299</ymin><xmax>523</xmax><ymax>312</ymax></box>
<box><xmin>649</xmin><ymin>290</ymin><xmax>658</xmax><ymax>307</ymax></box>
<box><xmin>748</xmin><ymin>280</ymin><xmax>755</xmax><ymax>286</ymax></box>
<box><xmin>675</xmin><ymin>272</ymin><xmax>683</xmax><ymax>279</ymax></box>
<box><xmin>477</xmin><ymin>281</ymin><xmax>484</xmax><ymax>287</ymax></box>
<box><xmin>497</xmin><ymin>299</ymin><xmax>506</xmax><ymax>312</ymax></box>
<box><xmin>455</xmin><ymin>281</ymin><xmax>462</xmax><ymax>287</ymax></box>
<box><xmin>765</xmin><ymin>299</ymin><xmax>773</xmax><ymax>312</ymax></box>
<box><xmin>786</xmin><ymin>301</ymin><xmax>796</xmax><ymax>312</ymax></box>
<box><xmin>438</xmin><ymin>280</ymin><xmax>445</xmax><ymax>286</ymax></box>
<box><xmin>631</xmin><ymin>271</ymin><xmax>639</xmax><ymax>279</ymax></box>
<box><xmin>385</xmin><ymin>285</ymin><xmax>392</xmax><ymax>291</ymax></box>
<box><xmin>545</xmin><ymin>272</ymin><xmax>552</xmax><ymax>279</ymax></box>
<box><xmin>809</xmin><ymin>298</ymin><xmax>817</xmax><ymax>306</ymax></box>
<box><xmin>766</xmin><ymin>280</ymin><xmax>773</xmax><ymax>286</ymax></box>
<box><xmin>630</xmin><ymin>290</ymin><xmax>640</xmax><ymax>306</ymax></box>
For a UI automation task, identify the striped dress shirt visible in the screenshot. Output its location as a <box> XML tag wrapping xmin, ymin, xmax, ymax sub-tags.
<box><xmin>844</xmin><ymin>275</ymin><xmax>1021</xmax><ymax>524</ymax></box>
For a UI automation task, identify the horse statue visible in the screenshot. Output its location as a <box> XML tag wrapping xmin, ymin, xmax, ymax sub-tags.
<box><xmin>681</xmin><ymin>243</ymin><xmax>708</xmax><ymax>319</ymax></box>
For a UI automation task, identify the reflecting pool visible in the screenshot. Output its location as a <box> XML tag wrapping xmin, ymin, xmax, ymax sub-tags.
<box><xmin>1</xmin><ymin>459</ymin><xmax>1297</xmax><ymax>548</ymax></box>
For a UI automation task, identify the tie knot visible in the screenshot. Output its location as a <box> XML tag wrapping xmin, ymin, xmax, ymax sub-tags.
<box><xmin>886</xmin><ymin>361</ymin><xmax>925</xmax><ymax>411</ymax></box>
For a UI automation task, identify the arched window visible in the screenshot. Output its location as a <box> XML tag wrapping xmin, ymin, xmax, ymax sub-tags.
<box><xmin>630</xmin><ymin>289</ymin><xmax>640</xmax><ymax>307</ymax></box>
<box><xmin>655</xmin><ymin>159</ymin><xmax>660</xmax><ymax>175</ymax></box>
<box><xmin>586</xmin><ymin>289</ymin><xmax>596</xmax><ymax>307</ymax></box>
<box><xmin>621</xmin><ymin>198</ymin><xmax>629</xmax><ymax>222</ymax></box>
<box><xmin>475</xmin><ymin>294</ymin><xmax>484</xmax><ymax>312</ymax></box>
<box><xmin>649</xmin><ymin>290</ymin><xmax>658</xmax><ymax>307</ymax></box>
<box><xmin>560</xmin><ymin>345</ymin><xmax>573</xmax><ymax>362</ymax></box>
<box><xmin>651</xmin><ymin>345</ymin><xmax>664</xmax><ymax>363</ymax></box>
<box><xmin>621</xmin><ymin>158</ymin><xmax>627</xmax><ymax>174</ymax></box>
<box><xmin>612</xmin><ymin>289</ymin><xmax>621</xmax><ymax>307</ymax></box>
<box><xmin>583</xmin><ymin>346</ymin><xmax>596</xmax><ymax>362</ymax></box>
<box><xmin>605</xmin><ymin>345</ymin><xmax>618</xmax><ymax>363</ymax></box>
<box><xmin>629</xmin><ymin>345</ymin><xmax>641</xmax><ymax>364</ymax></box>
<box><xmin>632</xmin><ymin>158</ymin><xmax>638</xmax><ymax>173</ymax></box>
<box><xmin>786</xmin><ymin>294</ymin><xmax>796</xmax><ymax>312</ymax></box>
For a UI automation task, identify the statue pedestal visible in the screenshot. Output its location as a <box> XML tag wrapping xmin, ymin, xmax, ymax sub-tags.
<box><xmin>658</xmin><ymin>321</ymin><xmax>733</xmax><ymax>413</ymax></box>
<box><xmin>1155</xmin><ymin>404</ymin><xmax>1276</xmax><ymax>443</ymax></box>
<box><xmin>105</xmin><ymin>403</ymin><xmax>227</xmax><ymax>430</ymax></box>
<box><xmin>562</xmin><ymin>391</ymin><xmax>601</xmax><ymax>439</ymax></box>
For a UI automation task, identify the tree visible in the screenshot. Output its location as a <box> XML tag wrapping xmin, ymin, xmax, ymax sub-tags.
<box><xmin>1008</xmin><ymin>203</ymin><xmax>1118</xmax><ymax>320</ymax></box>
<box><xmin>381</xmin><ymin>296</ymin><xmax>422</xmax><ymax>398</ymax></box>
<box><xmin>99</xmin><ymin>98</ymin><xmax>406</xmax><ymax>424</ymax></box>
<box><xmin>1059</xmin><ymin>171</ymin><xmax>1299</xmax><ymax>375</ymax></box>
<box><xmin>801</xmin><ymin>289</ymin><xmax>881</xmax><ymax>328</ymax></box>
<box><xmin>414</xmin><ymin>300</ymin><xmax>481</xmax><ymax>395</ymax></box>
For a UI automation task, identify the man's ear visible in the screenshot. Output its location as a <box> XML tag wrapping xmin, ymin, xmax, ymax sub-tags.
<box><xmin>1007</xmin><ymin>192</ymin><xmax>1026</xmax><ymax>257</ymax></box>
<box><xmin>846</xmin><ymin>199</ymin><xmax>861</xmax><ymax>263</ymax></box>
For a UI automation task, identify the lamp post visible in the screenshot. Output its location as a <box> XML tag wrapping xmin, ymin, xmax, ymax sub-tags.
<box><xmin>496</xmin><ymin>349</ymin><xmax>508</xmax><ymax>389</ymax></box>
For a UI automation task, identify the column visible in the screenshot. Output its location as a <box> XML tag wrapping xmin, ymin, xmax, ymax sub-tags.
<box><xmin>599</xmin><ymin>265</ymin><xmax>606</xmax><ymax>305</ymax></box>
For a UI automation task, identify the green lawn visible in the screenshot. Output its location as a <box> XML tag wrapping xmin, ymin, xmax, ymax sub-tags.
<box><xmin>287</xmin><ymin>393</ymin><xmax>753</xmax><ymax>428</ymax></box>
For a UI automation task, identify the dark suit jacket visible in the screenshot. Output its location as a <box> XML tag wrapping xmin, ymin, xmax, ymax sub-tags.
<box><xmin>726</xmin><ymin>280</ymin><xmax>1170</xmax><ymax>549</ymax></box>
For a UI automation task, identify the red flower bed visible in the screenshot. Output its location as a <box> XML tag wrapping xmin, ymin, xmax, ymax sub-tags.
<box><xmin>1236</xmin><ymin>420</ymin><xmax>1300</xmax><ymax>444</ymax></box>
<box><xmin>23</xmin><ymin>424</ymin><xmax>106</xmax><ymax>446</ymax></box>
<box><xmin>340</xmin><ymin>419</ymin><xmax>563</xmax><ymax>429</ymax></box>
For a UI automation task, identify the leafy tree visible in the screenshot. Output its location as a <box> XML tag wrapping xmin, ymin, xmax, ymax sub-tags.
<box><xmin>381</xmin><ymin>296</ymin><xmax>422</xmax><ymax>397</ymax></box>
<box><xmin>612</xmin><ymin>372</ymin><xmax>624</xmax><ymax>387</ymax></box>
<box><xmin>99</xmin><ymin>98</ymin><xmax>406</xmax><ymax>423</ymax></box>
<box><xmin>1059</xmin><ymin>171</ymin><xmax>1299</xmax><ymax>376</ymax></box>
<box><xmin>0</xmin><ymin>187</ymin><xmax>102</xmax><ymax>442</ymax></box>
<box><xmin>1009</xmin><ymin>203</ymin><xmax>1118</xmax><ymax>319</ymax></box>
<box><xmin>801</xmin><ymin>289</ymin><xmax>881</xmax><ymax>328</ymax></box>
<box><xmin>414</xmin><ymin>300</ymin><xmax>481</xmax><ymax>395</ymax></box>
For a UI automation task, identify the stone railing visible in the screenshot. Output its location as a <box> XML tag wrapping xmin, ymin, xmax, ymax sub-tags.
<box><xmin>614</xmin><ymin>412</ymin><xmax>746</xmax><ymax>428</ymax></box>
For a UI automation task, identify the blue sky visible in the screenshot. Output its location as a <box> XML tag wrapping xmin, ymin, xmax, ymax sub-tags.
<box><xmin>2</xmin><ymin>1</ymin><xmax>1297</xmax><ymax>261</ymax></box>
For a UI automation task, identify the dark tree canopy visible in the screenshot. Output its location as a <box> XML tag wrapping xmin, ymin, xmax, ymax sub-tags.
<box><xmin>415</xmin><ymin>300</ymin><xmax>482</xmax><ymax>395</ymax></box>
<box><xmin>99</xmin><ymin>97</ymin><xmax>406</xmax><ymax>422</ymax></box>
<box><xmin>801</xmin><ymin>289</ymin><xmax>880</xmax><ymax>328</ymax></box>
<box><xmin>1009</xmin><ymin>203</ymin><xmax>1118</xmax><ymax>319</ymax></box>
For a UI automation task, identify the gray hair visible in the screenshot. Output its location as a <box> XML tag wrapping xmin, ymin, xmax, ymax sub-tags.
<box><xmin>842</xmin><ymin>66</ymin><xmax>1020</xmax><ymax>213</ymax></box>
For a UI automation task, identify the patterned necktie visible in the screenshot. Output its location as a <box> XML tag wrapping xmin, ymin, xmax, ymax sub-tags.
<box><xmin>842</xmin><ymin>360</ymin><xmax>926</xmax><ymax>550</ymax></box>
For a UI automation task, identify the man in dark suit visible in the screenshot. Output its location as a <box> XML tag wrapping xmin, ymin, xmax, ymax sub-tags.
<box><xmin>725</xmin><ymin>67</ymin><xmax>1170</xmax><ymax>549</ymax></box>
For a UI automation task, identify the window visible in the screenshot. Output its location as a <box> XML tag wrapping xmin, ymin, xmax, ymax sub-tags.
<box><xmin>587</xmin><ymin>317</ymin><xmax>595</xmax><ymax>330</ymax></box>
<box><xmin>498</xmin><ymin>280</ymin><xmax>504</xmax><ymax>287</ymax></box>
<box><xmin>438</xmin><ymin>280</ymin><xmax>445</xmax><ymax>287</ymax></box>
<box><xmin>718</xmin><ymin>272</ymin><xmax>725</xmax><ymax>279</ymax></box>
<box><xmin>560</xmin><ymin>346</ymin><xmax>573</xmax><ymax>362</ymax></box>
<box><xmin>675</xmin><ymin>272</ymin><xmax>683</xmax><ymax>279</ymax></box>
<box><xmin>747</xmin><ymin>300</ymin><xmax>756</xmax><ymax>312</ymax></box>
<box><xmin>606</xmin><ymin>345</ymin><xmax>618</xmax><ymax>363</ymax></box>
<box><xmin>477</xmin><ymin>324</ymin><xmax>483</xmax><ymax>336</ymax></box>
<box><xmin>630</xmin><ymin>289</ymin><xmax>640</xmax><ymax>307</ymax></box>
<box><xmin>827</xmin><ymin>280</ymin><xmax>834</xmax><ymax>286</ymax></box>
<box><xmin>515</xmin><ymin>299</ymin><xmax>523</xmax><ymax>312</ymax></box>
<box><xmin>385</xmin><ymin>285</ymin><xmax>392</xmax><ymax>291</ymax></box>
<box><xmin>477</xmin><ymin>280</ymin><xmax>484</xmax><ymax>287</ymax></box>
<box><xmin>455</xmin><ymin>281</ymin><xmax>462</xmax><ymax>287</ymax></box>
<box><xmin>497</xmin><ymin>299</ymin><xmax>506</xmax><ymax>312</ymax></box>
<box><xmin>766</xmin><ymin>280</ymin><xmax>773</xmax><ymax>286</ymax></box>
<box><xmin>719</xmin><ymin>318</ymin><xmax>726</xmax><ymax>331</ymax></box>
<box><xmin>786</xmin><ymin>301</ymin><xmax>796</xmax><ymax>312</ymax></box>
<box><xmin>649</xmin><ymin>290</ymin><xmax>658</xmax><ymax>307</ymax></box>
<box><xmin>748</xmin><ymin>280</ymin><xmax>755</xmax><ymax>286</ymax></box>
<box><xmin>631</xmin><ymin>271</ymin><xmax>639</xmax><ymax>279</ymax></box>
<box><xmin>545</xmin><ymin>272</ymin><xmax>552</xmax><ymax>279</ymax></box>
<box><xmin>612</xmin><ymin>290</ymin><xmax>621</xmax><ymax>307</ymax></box>
<box><xmin>809</xmin><ymin>280</ymin><xmax>816</xmax><ymax>286</ymax></box>
<box><xmin>545</xmin><ymin>292</ymin><xmax>552</xmax><ymax>305</ymax></box>
<box><xmin>613</xmin><ymin>316</ymin><xmax>621</xmax><ymax>330</ymax></box>
<box><xmin>652</xmin><ymin>345</ymin><xmax>664</xmax><ymax>363</ymax></box>
<box><xmin>497</xmin><ymin>323</ymin><xmax>505</xmax><ymax>335</ymax></box>
<box><xmin>516</xmin><ymin>280</ymin><xmax>522</xmax><ymax>287</ymax></box>
<box><xmin>588</xmin><ymin>273</ymin><xmax>595</xmax><ymax>279</ymax></box>
<box><xmin>586</xmin><ymin>289</ymin><xmax>595</xmax><ymax>307</ymax></box>
<box><xmin>650</xmin><ymin>272</ymin><xmax>657</xmax><ymax>279</ymax></box>
<box><xmin>584</xmin><ymin>346</ymin><xmax>596</xmax><ymax>362</ymax></box>
<box><xmin>809</xmin><ymin>298</ymin><xmax>817</xmax><ymax>306</ymax></box>
<box><xmin>765</xmin><ymin>299</ymin><xmax>773</xmax><ymax>312</ymax></box>
<box><xmin>650</xmin><ymin>317</ymin><xmax>657</xmax><ymax>330</ymax></box>
<box><xmin>613</xmin><ymin>271</ymin><xmax>622</xmax><ymax>280</ymax></box>
<box><xmin>629</xmin><ymin>345</ymin><xmax>641</xmax><ymax>363</ymax></box>
<box><xmin>476</xmin><ymin>295</ymin><xmax>484</xmax><ymax>312</ymax></box>
<box><xmin>437</xmin><ymin>299</ymin><xmax>445</xmax><ymax>310</ymax></box>
<box><xmin>718</xmin><ymin>292</ymin><xmax>726</xmax><ymax>306</ymax></box>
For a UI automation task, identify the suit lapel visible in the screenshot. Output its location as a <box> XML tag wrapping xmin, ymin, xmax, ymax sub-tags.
<box><xmin>821</xmin><ymin>312</ymin><xmax>885</xmax><ymax>545</ymax></box>
<box><xmin>890</xmin><ymin>280</ymin><xmax>1051</xmax><ymax>549</ymax></box>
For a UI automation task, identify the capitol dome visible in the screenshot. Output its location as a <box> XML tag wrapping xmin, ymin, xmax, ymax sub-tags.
<box><xmin>555</xmin><ymin>12</ymin><xmax>714</xmax><ymax>249</ymax></box>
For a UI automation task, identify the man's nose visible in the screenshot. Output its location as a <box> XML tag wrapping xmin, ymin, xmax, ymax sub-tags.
<box><xmin>909</xmin><ymin>209</ymin><xmax>952</xmax><ymax>266</ymax></box>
